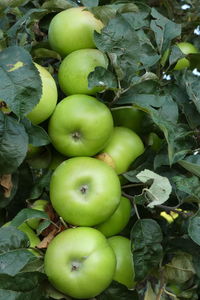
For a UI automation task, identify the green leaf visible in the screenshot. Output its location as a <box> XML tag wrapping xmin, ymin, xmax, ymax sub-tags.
<box><xmin>98</xmin><ymin>281</ymin><xmax>139</xmax><ymax>300</ymax></box>
<box><xmin>172</xmin><ymin>175</ymin><xmax>200</xmax><ymax>203</ymax></box>
<box><xmin>0</xmin><ymin>46</ymin><xmax>42</xmax><ymax>118</ymax></box>
<box><xmin>150</xmin><ymin>8</ymin><xmax>181</xmax><ymax>53</ymax></box>
<box><xmin>170</xmin><ymin>84</ymin><xmax>200</xmax><ymax>129</ymax></box>
<box><xmin>178</xmin><ymin>155</ymin><xmax>200</xmax><ymax>178</ymax></box>
<box><xmin>22</xmin><ymin>118</ymin><xmax>50</xmax><ymax>147</ymax></box>
<box><xmin>30</xmin><ymin>169</ymin><xmax>53</xmax><ymax>199</ymax></box>
<box><xmin>151</xmin><ymin>115</ymin><xmax>193</xmax><ymax>165</ymax></box>
<box><xmin>169</xmin><ymin>45</ymin><xmax>185</xmax><ymax>66</ymax></box>
<box><xmin>94</xmin><ymin>13</ymin><xmax>159</xmax><ymax>83</ymax></box>
<box><xmin>45</xmin><ymin>283</ymin><xmax>71</xmax><ymax>300</ymax></box>
<box><xmin>0</xmin><ymin>113</ymin><xmax>28</xmax><ymax>174</ymax></box>
<box><xmin>36</xmin><ymin>219</ymin><xmax>51</xmax><ymax>236</ymax></box>
<box><xmin>136</xmin><ymin>169</ymin><xmax>172</xmax><ymax>208</ymax></box>
<box><xmin>131</xmin><ymin>219</ymin><xmax>163</xmax><ymax>281</ymax></box>
<box><xmin>0</xmin><ymin>272</ymin><xmax>46</xmax><ymax>299</ymax></box>
<box><xmin>82</xmin><ymin>0</ymin><xmax>99</xmax><ymax>7</ymax></box>
<box><xmin>88</xmin><ymin>66</ymin><xmax>118</xmax><ymax>91</ymax></box>
<box><xmin>0</xmin><ymin>249</ymin><xmax>35</xmax><ymax>276</ymax></box>
<box><xmin>0</xmin><ymin>226</ymin><xmax>29</xmax><ymax>253</ymax></box>
<box><xmin>31</xmin><ymin>48</ymin><xmax>61</xmax><ymax>61</ymax></box>
<box><xmin>41</xmin><ymin>0</ymin><xmax>76</xmax><ymax>10</ymax></box>
<box><xmin>10</xmin><ymin>208</ymin><xmax>49</xmax><ymax>228</ymax></box>
<box><xmin>182</xmin><ymin>70</ymin><xmax>200</xmax><ymax>114</ymax></box>
<box><xmin>188</xmin><ymin>216</ymin><xmax>200</xmax><ymax>246</ymax></box>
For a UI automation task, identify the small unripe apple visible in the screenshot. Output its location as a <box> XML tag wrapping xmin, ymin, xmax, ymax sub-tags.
<box><xmin>95</xmin><ymin>196</ymin><xmax>132</xmax><ymax>237</ymax></box>
<box><xmin>108</xmin><ymin>236</ymin><xmax>135</xmax><ymax>289</ymax></box>
<box><xmin>27</xmin><ymin>63</ymin><xmax>58</xmax><ymax>125</ymax></box>
<box><xmin>97</xmin><ymin>127</ymin><xmax>144</xmax><ymax>174</ymax></box>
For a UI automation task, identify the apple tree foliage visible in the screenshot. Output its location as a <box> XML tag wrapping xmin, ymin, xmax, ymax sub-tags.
<box><xmin>1</xmin><ymin>0</ymin><xmax>200</xmax><ymax>299</ymax></box>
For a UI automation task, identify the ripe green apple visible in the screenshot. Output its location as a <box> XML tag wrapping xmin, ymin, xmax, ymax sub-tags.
<box><xmin>97</xmin><ymin>126</ymin><xmax>144</xmax><ymax>174</ymax></box>
<box><xmin>44</xmin><ymin>227</ymin><xmax>116</xmax><ymax>299</ymax></box>
<box><xmin>111</xmin><ymin>106</ymin><xmax>144</xmax><ymax>134</ymax></box>
<box><xmin>48</xmin><ymin>94</ymin><xmax>114</xmax><ymax>157</ymax></box>
<box><xmin>58</xmin><ymin>49</ymin><xmax>108</xmax><ymax>95</ymax></box>
<box><xmin>48</xmin><ymin>7</ymin><xmax>104</xmax><ymax>57</ymax></box>
<box><xmin>95</xmin><ymin>196</ymin><xmax>132</xmax><ymax>237</ymax></box>
<box><xmin>174</xmin><ymin>42</ymin><xmax>198</xmax><ymax>70</ymax></box>
<box><xmin>27</xmin><ymin>199</ymin><xmax>49</xmax><ymax>230</ymax></box>
<box><xmin>50</xmin><ymin>157</ymin><xmax>121</xmax><ymax>226</ymax></box>
<box><xmin>27</xmin><ymin>63</ymin><xmax>58</xmax><ymax>125</ymax></box>
<box><xmin>108</xmin><ymin>236</ymin><xmax>135</xmax><ymax>289</ymax></box>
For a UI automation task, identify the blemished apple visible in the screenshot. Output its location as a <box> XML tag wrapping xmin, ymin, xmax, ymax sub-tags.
<box><xmin>44</xmin><ymin>227</ymin><xmax>116</xmax><ymax>299</ymax></box>
<box><xmin>95</xmin><ymin>196</ymin><xmax>132</xmax><ymax>237</ymax></box>
<box><xmin>58</xmin><ymin>48</ymin><xmax>108</xmax><ymax>95</ymax></box>
<box><xmin>48</xmin><ymin>7</ymin><xmax>104</xmax><ymax>57</ymax></box>
<box><xmin>50</xmin><ymin>157</ymin><xmax>121</xmax><ymax>226</ymax></box>
<box><xmin>108</xmin><ymin>236</ymin><xmax>135</xmax><ymax>289</ymax></box>
<box><xmin>27</xmin><ymin>63</ymin><xmax>58</xmax><ymax>125</ymax></box>
<box><xmin>27</xmin><ymin>199</ymin><xmax>49</xmax><ymax>230</ymax></box>
<box><xmin>97</xmin><ymin>126</ymin><xmax>144</xmax><ymax>174</ymax></box>
<box><xmin>48</xmin><ymin>94</ymin><xmax>114</xmax><ymax>157</ymax></box>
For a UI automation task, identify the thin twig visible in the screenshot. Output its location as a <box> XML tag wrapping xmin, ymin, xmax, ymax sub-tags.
<box><xmin>122</xmin><ymin>191</ymin><xmax>141</xmax><ymax>219</ymax></box>
<box><xmin>122</xmin><ymin>183</ymin><xmax>145</xmax><ymax>189</ymax></box>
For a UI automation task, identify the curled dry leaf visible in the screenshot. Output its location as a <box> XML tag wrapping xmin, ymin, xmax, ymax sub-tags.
<box><xmin>0</xmin><ymin>174</ymin><xmax>13</xmax><ymax>197</ymax></box>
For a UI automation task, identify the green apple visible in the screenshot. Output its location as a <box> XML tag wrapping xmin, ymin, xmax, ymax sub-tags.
<box><xmin>48</xmin><ymin>94</ymin><xmax>114</xmax><ymax>157</ymax></box>
<box><xmin>97</xmin><ymin>126</ymin><xmax>144</xmax><ymax>174</ymax></box>
<box><xmin>27</xmin><ymin>63</ymin><xmax>58</xmax><ymax>124</ymax></box>
<box><xmin>26</xmin><ymin>146</ymin><xmax>51</xmax><ymax>169</ymax></box>
<box><xmin>48</xmin><ymin>7</ymin><xmax>104</xmax><ymax>57</ymax></box>
<box><xmin>174</xmin><ymin>42</ymin><xmax>198</xmax><ymax>70</ymax></box>
<box><xmin>44</xmin><ymin>227</ymin><xmax>116</xmax><ymax>299</ymax></box>
<box><xmin>26</xmin><ymin>144</ymin><xmax>43</xmax><ymax>159</ymax></box>
<box><xmin>108</xmin><ymin>236</ymin><xmax>135</xmax><ymax>289</ymax></box>
<box><xmin>50</xmin><ymin>157</ymin><xmax>121</xmax><ymax>226</ymax></box>
<box><xmin>161</xmin><ymin>42</ymin><xmax>198</xmax><ymax>70</ymax></box>
<box><xmin>95</xmin><ymin>196</ymin><xmax>132</xmax><ymax>237</ymax></box>
<box><xmin>27</xmin><ymin>199</ymin><xmax>49</xmax><ymax>230</ymax></box>
<box><xmin>147</xmin><ymin>132</ymin><xmax>163</xmax><ymax>152</ymax></box>
<box><xmin>111</xmin><ymin>106</ymin><xmax>144</xmax><ymax>133</ymax></box>
<box><xmin>58</xmin><ymin>49</ymin><xmax>108</xmax><ymax>95</ymax></box>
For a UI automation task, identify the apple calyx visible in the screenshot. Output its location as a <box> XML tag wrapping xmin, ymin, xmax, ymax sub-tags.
<box><xmin>71</xmin><ymin>131</ymin><xmax>82</xmax><ymax>141</ymax></box>
<box><xmin>80</xmin><ymin>184</ymin><xmax>88</xmax><ymax>194</ymax></box>
<box><xmin>96</xmin><ymin>152</ymin><xmax>115</xmax><ymax>169</ymax></box>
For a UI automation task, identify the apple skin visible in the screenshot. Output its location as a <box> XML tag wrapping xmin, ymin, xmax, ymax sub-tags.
<box><xmin>97</xmin><ymin>126</ymin><xmax>144</xmax><ymax>174</ymax></box>
<box><xmin>48</xmin><ymin>94</ymin><xmax>114</xmax><ymax>157</ymax></box>
<box><xmin>50</xmin><ymin>157</ymin><xmax>121</xmax><ymax>226</ymax></box>
<box><xmin>44</xmin><ymin>227</ymin><xmax>116</xmax><ymax>299</ymax></box>
<box><xmin>58</xmin><ymin>48</ymin><xmax>108</xmax><ymax>95</ymax></box>
<box><xmin>27</xmin><ymin>63</ymin><xmax>58</xmax><ymax>125</ymax></box>
<box><xmin>174</xmin><ymin>42</ymin><xmax>198</xmax><ymax>70</ymax></box>
<box><xmin>48</xmin><ymin>7</ymin><xmax>104</xmax><ymax>57</ymax></box>
<box><xmin>27</xmin><ymin>199</ymin><xmax>49</xmax><ymax>230</ymax></box>
<box><xmin>111</xmin><ymin>106</ymin><xmax>144</xmax><ymax>134</ymax></box>
<box><xmin>108</xmin><ymin>236</ymin><xmax>135</xmax><ymax>289</ymax></box>
<box><xmin>95</xmin><ymin>196</ymin><xmax>132</xmax><ymax>237</ymax></box>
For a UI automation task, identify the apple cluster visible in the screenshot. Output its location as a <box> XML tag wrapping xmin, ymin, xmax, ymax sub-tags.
<box><xmin>25</xmin><ymin>7</ymin><xmax>146</xmax><ymax>299</ymax></box>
